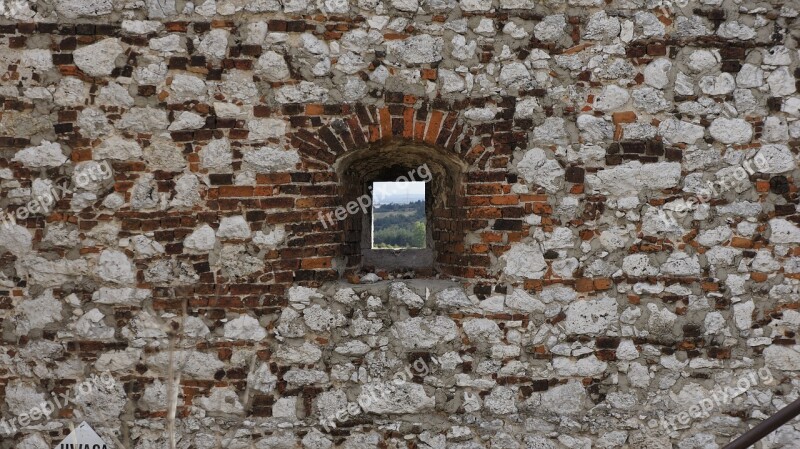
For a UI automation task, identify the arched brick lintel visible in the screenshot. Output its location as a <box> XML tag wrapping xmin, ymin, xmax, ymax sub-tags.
<box><xmin>288</xmin><ymin>101</ymin><xmax>487</xmax><ymax>169</ymax></box>
<box><xmin>285</xmin><ymin>100</ymin><xmax>495</xmax><ymax>279</ymax></box>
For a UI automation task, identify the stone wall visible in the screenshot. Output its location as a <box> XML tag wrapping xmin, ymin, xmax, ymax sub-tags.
<box><xmin>0</xmin><ymin>0</ymin><xmax>799</xmax><ymax>447</ymax></box>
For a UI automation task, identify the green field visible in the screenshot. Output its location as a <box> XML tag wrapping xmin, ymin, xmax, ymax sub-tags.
<box><xmin>373</xmin><ymin>200</ymin><xmax>425</xmax><ymax>249</ymax></box>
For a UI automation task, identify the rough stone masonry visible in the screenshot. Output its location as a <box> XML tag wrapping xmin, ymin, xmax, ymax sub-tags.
<box><xmin>0</xmin><ymin>0</ymin><xmax>799</xmax><ymax>447</ymax></box>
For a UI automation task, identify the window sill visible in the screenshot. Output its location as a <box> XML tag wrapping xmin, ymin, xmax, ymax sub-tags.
<box><xmin>362</xmin><ymin>248</ymin><xmax>433</xmax><ymax>271</ymax></box>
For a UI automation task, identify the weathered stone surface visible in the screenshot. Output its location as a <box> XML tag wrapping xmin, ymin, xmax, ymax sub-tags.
<box><xmin>564</xmin><ymin>296</ymin><xmax>618</xmax><ymax>335</ymax></box>
<box><xmin>146</xmin><ymin>350</ymin><xmax>224</xmax><ymax>378</ymax></box>
<box><xmin>768</xmin><ymin>67</ymin><xmax>796</xmax><ymax>97</ymax></box>
<box><xmin>358</xmin><ymin>382</ymin><xmax>435</xmax><ymax>414</ymax></box>
<box><xmin>535</xmin><ymin>14</ymin><xmax>567</xmax><ymax>41</ymax></box>
<box><xmin>224</xmin><ymin>315</ymin><xmax>266</xmax><ymax>341</ymax></box>
<box><xmin>709</xmin><ymin>118</ymin><xmax>753</xmax><ymax>144</ymax></box>
<box><xmin>553</xmin><ymin>355</ymin><xmax>608</xmax><ymax>376</ymax></box>
<box><xmin>215</xmin><ymin>244</ymin><xmax>264</xmax><ymax>278</ymax></box>
<box><xmin>75</xmin><ymin>308</ymin><xmax>116</xmax><ymax>339</ymax></box>
<box><xmin>658</xmin><ymin>118</ymin><xmax>705</xmax><ymax>144</ymax></box>
<box><xmin>55</xmin><ymin>0</ymin><xmax>113</xmax><ymax>18</ymax></box>
<box><xmin>643</xmin><ymin>59</ymin><xmax>672</xmax><ymax>89</ymax></box>
<box><xmin>770</xmin><ymin>218</ymin><xmax>800</xmax><ymax>244</ymax></box>
<box><xmin>243</xmin><ymin>147</ymin><xmax>300</xmax><ymax>172</ymax></box>
<box><xmin>118</xmin><ymin>107</ymin><xmax>169</xmax><ymax>132</ymax></box>
<box><xmin>304</xmin><ymin>304</ymin><xmax>345</xmax><ymax>331</ymax></box>
<box><xmin>594</xmin><ymin>85</ymin><xmax>630</xmax><ymax>111</ymax></box>
<box><xmin>0</xmin><ymin>224</ymin><xmax>32</xmax><ymax>256</ymax></box>
<box><xmin>765</xmin><ymin>346</ymin><xmax>800</xmax><ymax>371</ymax></box>
<box><xmin>275</xmin><ymin>82</ymin><xmax>329</xmax><ymax>103</ymax></box>
<box><xmin>756</xmin><ymin>144</ymin><xmax>795</xmax><ymax>173</ymax></box>
<box><xmin>588</xmin><ymin>161</ymin><xmax>681</xmax><ymax>196</ymax></box>
<box><xmin>389</xmin><ymin>282</ymin><xmax>424</xmax><ymax>308</ymax></box>
<box><xmin>4</xmin><ymin>381</ymin><xmax>47</xmax><ymax>416</ymax></box>
<box><xmin>169</xmin><ymin>111</ymin><xmax>206</xmax><ymax>131</ymax></box>
<box><xmin>95</xmin><ymin>249</ymin><xmax>135</xmax><ymax>285</ymax></box>
<box><xmin>662</xmin><ymin>252</ymin><xmax>700</xmax><ymax>276</ymax></box>
<box><xmin>501</xmin><ymin>242</ymin><xmax>547</xmax><ymax>279</ymax></box>
<box><xmin>74</xmin><ymin>39</ymin><xmax>124</xmax><ymax>77</ymax></box>
<box><xmin>505</xmin><ymin>289</ymin><xmax>545</xmax><ymax>312</ymax></box>
<box><xmin>247</xmin><ymin>119</ymin><xmax>286</xmax><ymax>141</ymax></box>
<box><xmin>390</xmin><ymin>316</ymin><xmax>458</xmax><ymax>349</ymax></box>
<box><xmin>170</xmin><ymin>173</ymin><xmax>202</xmax><ymax>208</ymax></box>
<box><xmin>577</xmin><ymin>114</ymin><xmax>614</xmax><ymax>141</ymax></box>
<box><xmin>538</xmin><ymin>381</ymin><xmax>588</xmax><ymax>415</ymax></box>
<box><xmin>387</xmin><ymin>35</ymin><xmax>443</xmax><ymax>64</ymax></box>
<box><xmin>15</xmin><ymin>256</ymin><xmax>89</xmax><ymax>287</ymax></box>
<box><xmin>256</xmin><ymin>51</ymin><xmax>291</xmax><ymax>81</ymax></box>
<box><xmin>622</xmin><ymin>254</ymin><xmax>658</xmax><ymax>277</ymax></box>
<box><xmin>516</xmin><ymin>148</ymin><xmax>564</xmax><ymax>192</ymax></box>
<box><xmin>463</xmin><ymin>318</ymin><xmax>502</xmax><ymax>343</ymax></box>
<box><xmin>200</xmin><ymin>138</ymin><xmax>233</xmax><ymax>171</ymax></box>
<box><xmin>435</xmin><ymin>287</ymin><xmax>471</xmax><ymax>309</ymax></box>
<box><xmin>253</xmin><ymin>226</ymin><xmax>286</xmax><ymax>249</ymax></box>
<box><xmin>13</xmin><ymin>141</ymin><xmax>67</xmax><ymax>168</ymax></box>
<box><xmin>275</xmin><ymin>342</ymin><xmax>322</xmax><ymax>364</ymax></box>
<box><xmin>94</xmin><ymin>136</ymin><xmax>143</xmax><ymax>161</ymax></box>
<box><xmin>218</xmin><ymin>215</ymin><xmax>251</xmax><ymax>239</ymax></box>
<box><xmin>583</xmin><ymin>12</ymin><xmax>620</xmax><ymax>40</ymax></box>
<box><xmin>15</xmin><ymin>290</ymin><xmax>62</xmax><ymax>336</ymax></box>
<box><xmin>183</xmin><ymin>224</ymin><xmax>216</xmax><ymax>253</ymax></box>
<box><xmin>196</xmin><ymin>387</ymin><xmax>245</xmax><ymax>414</ymax></box>
<box><xmin>92</xmin><ymin>287</ymin><xmax>150</xmax><ymax>306</ymax></box>
<box><xmin>485</xmin><ymin>386</ymin><xmax>517</xmax><ymax>414</ymax></box>
<box><xmin>77</xmin><ymin>108</ymin><xmax>112</xmax><ymax>138</ymax></box>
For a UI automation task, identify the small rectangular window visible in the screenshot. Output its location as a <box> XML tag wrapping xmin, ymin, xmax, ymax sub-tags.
<box><xmin>371</xmin><ymin>181</ymin><xmax>426</xmax><ymax>249</ymax></box>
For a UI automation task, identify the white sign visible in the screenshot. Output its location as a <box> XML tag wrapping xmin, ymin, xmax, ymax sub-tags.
<box><xmin>54</xmin><ymin>422</ymin><xmax>109</xmax><ymax>449</ymax></box>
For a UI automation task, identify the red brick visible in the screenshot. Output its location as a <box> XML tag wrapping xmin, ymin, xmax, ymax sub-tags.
<box><xmin>301</xmin><ymin>257</ymin><xmax>332</xmax><ymax>269</ymax></box>
<box><xmin>612</xmin><ymin>111</ymin><xmax>637</xmax><ymax>124</ymax></box>
<box><xmin>306</xmin><ymin>104</ymin><xmax>324</xmax><ymax>115</ymax></box>
<box><xmin>379</xmin><ymin>107</ymin><xmax>391</xmax><ymax>140</ymax></box>
<box><xmin>593</xmin><ymin>278</ymin><xmax>612</xmax><ymax>290</ymax></box>
<box><xmin>403</xmin><ymin>107</ymin><xmax>414</xmax><ymax>139</ymax></box>
<box><xmin>414</xmin><ymin>121</ymin><xmax>426</xmax><ymax>141</ymax></box>
<box><xmin>731</xmin><ymin>237</ymin><xmax>753</xmax><ymax>248</ymax></box>
<box><xmin>424</xmin><ymin>110</ymin><xmax>444</xmax><ymax>145</ymax></box>
<box><xmin>218</xmin><ymin>186</ymin><xmax>254</xmax><ymax>197</ymax></box>
<box><xmin>490</xmin><ymin>195</ymin><xmax>519</xmax><ymax>206</ymax></box>
<box><xmin>369</xmin><ymin>124</ymin><xmax>381</xmax><ymax>142</ymax></box>
<box><xmin>256</xmin><ymin>173</ymin><xmax>292</xmax><ymax>184</ymax></box>
<box><xmin>421</xmin><ymin>68</ymin><xmax>437</xmax><ymax>80</ymax></box>
<box><xmin>575</xmin><ymin>278</ymin><xmax>594</xmax><ymax>292</ymax></box>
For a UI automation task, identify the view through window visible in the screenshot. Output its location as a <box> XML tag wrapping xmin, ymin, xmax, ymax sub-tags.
<box><xmin>371</xmin><ymin>181</ymin><xmax>426</xmax><ymax>249</ymax></box>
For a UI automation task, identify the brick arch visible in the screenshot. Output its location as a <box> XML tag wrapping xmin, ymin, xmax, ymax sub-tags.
<box><xmin>287</xmin><ymin>97</ymin><xmax>489</xmax><ymax>169</ymax></box>
<box><xmin>285</xmin><ymin>96</ymin><xmax>500</xmax><ymax>279</ymax></box>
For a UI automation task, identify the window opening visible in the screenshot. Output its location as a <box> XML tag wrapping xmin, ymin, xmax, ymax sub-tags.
<box><xmin>371</xmin><ymin>181</ymin><xmax>426</xmax><ymax>249</ymax></box>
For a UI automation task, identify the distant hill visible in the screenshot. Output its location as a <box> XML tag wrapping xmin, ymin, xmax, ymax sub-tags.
<box><xmin>374</xmin><ymin>193</ymin><xmax>425</xmax><ymax>206</ymax></box>
<box><xmin>373</xmin><ymin>200</ymin><xmax>425</xmax><ymax>249</ymax></box>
